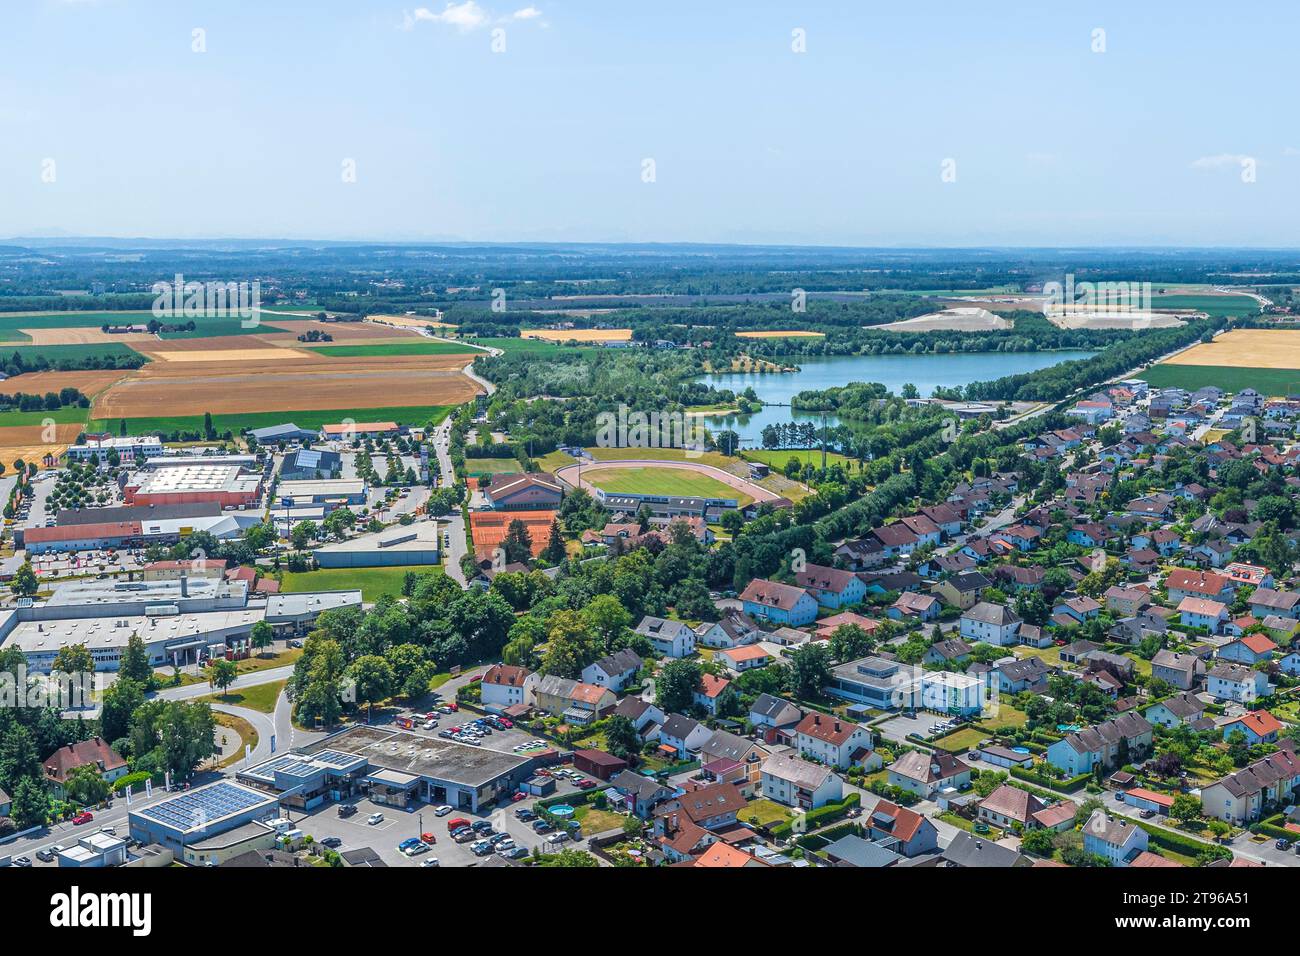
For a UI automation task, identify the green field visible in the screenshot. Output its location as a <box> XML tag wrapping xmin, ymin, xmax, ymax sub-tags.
<box><xmin>464</xmin><ymin>457</ymin><xmax>521</xmax><ymax>476</ymax></box>
<box><xmin>2</xmin><ymin>343</ymin><xmax>145</xmax><ymax>365</ymax></box>
<box><xmin>0</xmin><ymin>406</ymin><xmax>92</xmax><ymax>427</ymax></box>
<box><xmin>90</xmin><ymin>404</ymin><xmax>453</xmax><ymax>435</ymax></box>
<box><xmin>582</xmin><ymin>465</ymin><xmax>751</xmax><ymax>504</ymax></box>
<box><xmin>279</xmin><ymin>565</ymin><xmax>445</xmax><ymax>602</ymax></box>
<box><xmin>1148</xmin><ymin>294</ymin><xmax>1259</xmax><ymax>317</ymax></box>
<box><xmin>1142</xmin><ymin>363</ymin><xmax>1300</xmax><ymax>397</ymax></box>
<box><xmin>157</xmin><ymin>318</ymin><xmax>271</xmax><ymax>338</ymax></box>
<box><xmin>0</xmin><ymin>311</ymin><xmax>158</xmax><ymax>342</ymax></box>
<box><xmin>305</xmin><ymin>341</ymin><xmax>480</xmax><ymax>357</ymax></box>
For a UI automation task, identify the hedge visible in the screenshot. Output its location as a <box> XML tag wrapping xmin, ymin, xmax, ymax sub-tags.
<box><xmin>1011</xmin><ymin>766</ymin><xmax>1091</xmax><ymax>793</ymax></box>
<box><xmin>1137</xmin><ymin>821</ymin><xmax>1231</xmax><ymax>862</ymax></box>
<box><xmin>770</xmin><ymin>793</ymin><xmax>861</xmax><ymax>840</ymax></box>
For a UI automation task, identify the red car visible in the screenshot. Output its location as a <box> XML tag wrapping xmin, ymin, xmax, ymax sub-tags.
<box><xmin>575</xmin><ymin>779</ymin><xmax>597</xmax><ymax>790</ymax></box>
<box><xmin>511</xmin><ymin>791</ymin><xmax>528</xmax><ymax>802</ymax></box>
<box><xmin>421</xmin><ymin>832</ymin><xmax>437</xmax><ymax>844</ymax></box>
<box><xmin>71</xmin><ymin>811</ymin><xmax>94</xmax><ymax>825</ymax></box>
<box><xmin>447</xmin><ymin>817</ymin><xmax>471</xmax><ymax>832</ymax></box>
<box><xmin>498</xmin><ymin>718</ymin><xmax>513</xmax><ymax>729</ymax></box>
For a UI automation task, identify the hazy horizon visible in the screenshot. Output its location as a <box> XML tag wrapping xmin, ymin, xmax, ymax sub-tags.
<box><xmin>5</xmin><ymin>0</ymin><xmax>1299</xmax><ymax>246</ymax></box>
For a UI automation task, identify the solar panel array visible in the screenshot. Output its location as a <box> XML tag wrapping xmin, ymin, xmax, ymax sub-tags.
<box><xmin>137</xmin><ymin>782</ymin><xmax>270</xmax><ymax>832</ymax></box>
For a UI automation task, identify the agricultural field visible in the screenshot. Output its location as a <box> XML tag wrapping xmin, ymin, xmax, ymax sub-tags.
<box><xmin>0</xmin><ymin>422</ymin><xmax>85</xmax><ymax>469</ymax></box>
<box><xmin>89</xmin><ymin>404</ymin><xmax>452</xmax><ymax>436</ymax></box>
<box><xmin>520</xmin><ymin>328</ymin><xmax>632</xmax><ymax>342</ymax></box>
<box><xmin>581</xmin><ymin>465</ymin><xmax>754</xmax><ymax>505</ymax></box>
<box><xmin>1147</xmin><ymin>293</ymin><xmax>1260</xmax><ymax>317</ymax></box>
<box><xmin>303</xmin><ymin>341</ymin><xmax>480</xmax><ymax>357</ymax></box>
<box><xmin>1</xmin><ymin>342</ymin><xmax>146</xmax><ymax>365</ymax></box>
<box><xmin>1145</xmin><ymin>328</ymin><xmax>1300</xmax><ymax>396</ymax></box>
<box><xmin>278</xmin><ymin>564</ymin><xmax>445</xmax><ymax>603</ymax></box>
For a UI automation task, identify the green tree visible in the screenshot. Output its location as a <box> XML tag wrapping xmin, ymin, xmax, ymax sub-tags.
<box><xmin>788</xmin><ymin>642</ymin><xmax>831</xmax><ymax>701</ymax></box>
<box><xmin>348</xmin><ymin>655</ymin><xmax>395</xmax><ymax>722</ymax></box>
<box><xmin>52</xmin><ymin>643</ymin><xmax>94</xmax><ymax>676</ymax></box>
<box><xmin>655</xmin><ymin>658</ymin><xmax>702</xmax><ymax>714</ymax></box>
<box><xmin>250</xmin><ymin>620</ymin><xmax>274</xmax><ymax>656</ymax></box>
<box><xmin>605</xmin><ymin>715</ymin><xmax>640</xmax><ymax>763</ymax></box>
<box><xmin>208</xmin><ymin>658</ymin><xmax>238</xmax><ymax>696</ymax></box>
<box><xmin>1170</xmin><ymin>793</ymin><xmax>1202</xmax><ymax>823</ymax></box>
<box><xmin>9</xmin><ymin>777</ymin><xmax>51</xmax><ymax>828</ymax></box>
<box><xmin>543</xmin><ymin>520</ymin><xmax>567</xmax><ymax>564</ymax></box>
<box><xmin>64</xmin><ymin>764</ymin><xmax>110</xmax><ymax>806</ymax></box>
<box><xmin>10</xmin><ymin>562</ymin><xmax>38</xmax><ymax>597</ymax></box>
<box><xmin>119</xmin><ymin>632</ymin><xmax>153</xmax><ymax>685</ymax></box>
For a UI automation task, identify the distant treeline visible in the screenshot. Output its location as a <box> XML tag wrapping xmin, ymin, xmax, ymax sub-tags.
<box><xmin>0</xmin><ymin>387</ymin><xmax>89</xmax><ymax>411</ymax></box>
<box><xmin>4</xmin><ymin>348</ymin><xmax>148</xmax><ymax>378</ymax></box>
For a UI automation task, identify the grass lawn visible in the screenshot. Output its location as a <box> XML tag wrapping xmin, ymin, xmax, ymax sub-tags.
<box><xmin>464</xmin><ymin>457</ymin><xmax>521</xmax><ymax>476</ymax></box>
<box><xmin>980</xmin><ymin>703</ymin><xmax>1029</xmax><ymax>731</ymax></box>
<box><xmin>305</xmin><ymin>341</ymin><xmax>479</xmax><ymax>357</ymax></box>
<box><xmin>90</xmin><ymin>404</ymin><xmax>452</xmax><ymax>436</ymax></box>
<box><xmin>740</xmin><ymin>798</ymin><xmax>793</xmax><ymax>828</ymax></box>
<box><xmin>931</xmin><ymin>727</ymin><xmax>988</xmax><ymax>753</ymax></box>
<box><xmin>279</xmin><ymin>564</ymin><xmax>444</xmax><ymax>602</ymax></box>
<box><xmin>234</xmin><ymin>648</ymin><xmax>303</xmax><ymax>675</ymax></box>
<box><xmin>1016</xmin><ymin>644</ymin><xmax>1063</xmax><ymax>668</ymax></box>
<box><xmin>583</xmin><ymin>465</ymin><xmax>753</xmax><ymax>506</ymax></box>
<box><xmin>199</xmin><ymin>679</ymin><xmax>286</xmax><ymax>714</ymax></box>
<box><xmin>937</xmin><ymin>811</ymin><xmax>1001</xmax><ymax>839</ymax></box>
<box><xmin>573</xmin><ymin>806</ymin><xmax>626</xmax><ymax>833</ymax></box>
<box><xmin>213</xmin><ymin>712</ymin><xmax>259</xmax><ymax>769</ymax></box>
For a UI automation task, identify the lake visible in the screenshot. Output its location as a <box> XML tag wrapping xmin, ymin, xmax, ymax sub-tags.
<box><xmin>698</xmin><ymin>350</ymin><xmax>1094</xmax><ymax>443</ymax></box>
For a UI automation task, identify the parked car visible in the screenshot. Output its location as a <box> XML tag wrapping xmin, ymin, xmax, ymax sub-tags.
<box><xmin>433</xmin><ymin>805</ymin><xmax>453</xmax><ymax>817</ymax></box>
<box><xmin>447</xmin><ymin>817</ymin><xmax>471</xmax><ymax>831</ymax></box>
<box><xmin>367</xmin><ymin>813</ymin><xmax>384</xmax><ymax>826</ymax></box>
<box><xmin>1276</xmin><ymin>838</ymin><xmax>1292</xmax><ymax>851</ymax></box>
<box><xmin>71</xmin><ymin>812</ymin><xmax>94</xmax><ymax>826</ymax></box>
<box><xmin>11</xmin><ymin>856</ymin><xmax>31</xmax><ymax>867</ymax></box>
<box><xmin>338</xmin><ymin>805</ymin><xmax>358</xmax><ymax>818</ymax></box>
<box><xmin>35</xmin><ymin>849</ymin><xmax>55</xmax><ymax>863</ymax></box>
<box><xmin>320</xmin><ymin>836</ymin><xmax>343</xmax><ymax>848</ymax></box>
<box><xmin>420</xmin><ymin>857</ymin><xmax>440</xmax><ymax>867</ymax></box>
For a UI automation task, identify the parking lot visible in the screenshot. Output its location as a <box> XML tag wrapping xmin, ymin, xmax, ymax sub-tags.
<box><xmin>875</xmin><ymin>712</ymin><xmax>957</xmax><ymax>744</ymax></box>
<box><xmin>294</xmin><ymin>775</ymin><xmax>593</xmax><ymax>867</ymax></box>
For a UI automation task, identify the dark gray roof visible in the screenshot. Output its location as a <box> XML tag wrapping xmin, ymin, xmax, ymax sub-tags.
<box><xmin>822</xmin><ymin>834</ymin><xmax>902</xmax><ymax>868</ymax></box>
<box><xmin>942</xmin><ymin>831</ymin><xmax>1028</xmax><ymax>868</ymax></box>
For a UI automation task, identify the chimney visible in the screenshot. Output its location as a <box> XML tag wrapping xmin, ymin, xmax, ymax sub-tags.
<box><xmin>813</xmin><ymin>714</ymin><xmax>821</xmax><ymax>726</ymax></box>
<box><xmin>180</xmin><ymin>575</ymin><xmax>188</xmax><ymax>597</ymax></box>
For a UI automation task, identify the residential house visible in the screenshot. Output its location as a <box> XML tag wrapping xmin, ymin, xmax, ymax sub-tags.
<box><xmin>532</xmin><ymin>675</ymin><xmax>617</xmax><ymax>724</ymax></box>
<box><xmin>863</xmin><ymin>799</ymin><xmax>939</xmax><ymax>857</ymax></box>
<box><xmin>933</xmin><ymin>571</ymin><xmax>992</xmax><ymax>611</ymax></box>
<box><xmin>1151</xmin><ymin>649</ymin><xmax>1205</xmax><ymax>691</ymax></box>
<box><xmin>759</xmin><ymin>752</ymin><xmax>843</xmax><ymax>809</ymax></box>
<box><xmin>1082</xmin><ymin>810</ymin><xmax>1149</xmax><ymax>866</ymax></box>
<box><xmin>993</xmin><ymin>657</ymin><xmax>1050</xmax><ymax>694</ymax></box>
<box><xmin>634</xmin><ymin>616</ymin><xmax>696</xmax><ymax>658</ymax></box>
<box><xmin>940</xmin><ymin>831</ymin><xmax>1029</xmax><ymax>868</ymax></box>
<box><xmin>580</xmin><ymin>649</ymin><xmax>642</xmax><ymax>692</ymax></box>
<box><xmin>1218</xmin><ymin>633</ymin><xmax>1278</xmax><ymax>666</ymax></box>
<box><xmin>1206</xmin><ymin>662</ymin><xmax>1270</xmax><ymax>703</ymax></box>
<box><xmin>887</xmin><ymin>751</ymin><xmax>972</xmax><ymax>799</ymax></box>
<box><xmin>794</xmin><ymin>563</ymin><xmax>867</xmax><ymax>609</ymax></box>
<box><xmin>480</xmin><ymin>663</ymin><xmax>538</xmax><ymax>710</ymax></box>
<box><xmin>888</xmin><ymin>591</ymin><xmax>940</xmax><ymax>623</ymax></box>
<box><xmin>794</xmin><ymin>713</ymin><xmax>880</xmax><ymax>771</ymax></box>
<box><xmin>819</xmin><ymin>834</ymin><xmax>903</xmax><ymax>868</ymax></box>
<box><xmin>747</xmin><ymin>693</ymin><xmax>803</xmax><ymax>734</ymax></box>
<box><xmin>1165</xmin><ymin>568</ymin><xmax>1233</xmax><ymax>604</ymax></box>
<box><xmin>960</xmin><ymin>601</ymin><xmax>1022</xmax><ymax>646</ymax></box>
<box><xmin>1200</xmin><ymin>750</ymin><xmax>1300</xmax><ymax>824</ymax></box>
<box><xmin>695</xmin><ymin>610</ymin><xmax>762</xmax><ymax>649</ymax></box>
<box><xmin>740</xmin><ymin>579</ymin><xmax>819</xmax><ymax>627</ymax></box>
<box><xmin>610</xmin><ymin>697</ymin><xmax>665</xmax><ymax>737</ymax></box>
<box><xmin>656</xmin><ymin>714</ymin><xmax>712</xmax><ymax>761</ymax></box>
<box><xmin>977</xmin><ymin>784</ymin><xmax>1046</xmax><ymax>831</ymax></box>
<box><xmin>42</xmin><ymin>737</ymin><xmax>128</xmax><ymax>798</ymax></box>
<box><xmin>924</xmin><ymin>639</ymin><xmax>973</xmax><ymax>667</ymax></box>
<box><xmin>1104</xmin><ymin>585</ymin><xmax>1150</xmax><ymax>617</ymax></box>
<box><xmin>716</xmin><ymin>644</ymin><xmax>772</xmax><ymax>673</ymax></box>
<box><xmin>1145</xmin><ymin>693</ymin><xmax>1208</xmax><ymax>729</ymax></box>
<box><xmin>699</xmin><ymin>730</ymin><xmax>769</xmax><ymax>795</ymax></box>
<box><xmin>1220</xmin><ymin>710</ymin><xmax>1283</xmax><ymax>746</ymax></box>
<box><xmin>610</xmin><ymin>770</ymin><xmax>679</xmax><ymax>818</ymax></box>
<box><xmin>693</xmin><ymin>673</ymin><xmax>733</xmax><ymax>716</ymax></box>
<box><xmin>1177</xmin><ymin>596</ymin><xmax>1230</xmax><ymax>634</ymax></box>
<box><xmin>1248</xmin><ymin>588</ymin><xmax>1300</xmax><ymax>621</ymax></box>
<box><xmin>1044</xmin><ymin>713</ymin><xmax>1154</xmax><ymax>776</ymax></box>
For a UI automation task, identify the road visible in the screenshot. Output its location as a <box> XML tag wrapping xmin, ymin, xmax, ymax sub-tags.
<box><xmin>430</xmin><ymin>415</ymin><xmax>469</xmax><ymax>587</ymax></box>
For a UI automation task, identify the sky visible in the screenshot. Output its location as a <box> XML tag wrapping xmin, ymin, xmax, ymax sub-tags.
<box><xmin>3</xmin><ymin>0</ymin><xmax>1300</xmax><ymax>247</ymax></box>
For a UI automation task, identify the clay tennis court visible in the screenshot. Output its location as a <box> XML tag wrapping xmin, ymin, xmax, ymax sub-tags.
<box><xmin>1162</xmin><ymin>329</ymin><xmax>1300</xmax><ymax>369</ymax></box>
<box><xmin>521</xmin><ymin>328</ymin><xmax>632</xmax><ymax>342</ymax></box>
<box><xmin>469</xmin><ymin>510</ymin><xmax>558</xmax><ymax>559</ymax></box>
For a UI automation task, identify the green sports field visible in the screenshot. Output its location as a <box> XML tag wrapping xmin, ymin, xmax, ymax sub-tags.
<box><xmin>304</xmin><ymin>341</ymin><xmax>480</xmax><ymax>357</ymax></box>
<box><xmin>464</xmin><ymin>457</ymin><xmax>521</xmax><ymax>476</ymax></box>
<box><xmin>1141</xmin><ymin>363</ymin><xmax>1300</xmax><ymax>397</ymax></box>
<box><xmin>279</xmin><ymin>564</ymin><xmax>444</xmax><ymax>602</ymax></box>
<box><xmin>742</xmin><ymin>448</ymin><xmax>854</xmax><ymax>469</ymax></box>
<box><xmin>582</xmin><ymin>465</ymin><xmax>752</xmax><ymax>505</ymax></box>
<box><xmin>90</xmin><ymin>404</ymin><xmax>453</xmax><ymax>435</ymax></box>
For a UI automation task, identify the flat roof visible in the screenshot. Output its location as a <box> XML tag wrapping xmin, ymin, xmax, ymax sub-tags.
<box><xmin>279</xmin><ymin>478</ymin><xmax>366</xmax><ymax>498</ymax></box>
<box><xmin>302</xmin><ymin>725</ymin><xmax>530</xmax><ymax>789</ymax></box>
<box><xmin>2</xmin><ymin>608</ymin><xmax>263</xmax><ymax>654</ymax></box>
<box><xmin>45</xmin><ymin>577</ymin><xmax>246</xmax><ymax>608</ymax></box>
<box><xmin>134</xmin><ymin>464</ymin><xmax>256</xmax><ymax>495</ymax></box>
<box><xmin>265</xmin><ymin>590</ymin><xmax>362</xmax><ymax>619</ymax></box>
<box><xmin>133</xmin><ymin>781</ymin><xmax>278</xmax><ymax>836</ymax></box>
<box><xmin>313</xmin><ymin>521</ymin><xmax>442</xmax><ymax>555</ymax></box>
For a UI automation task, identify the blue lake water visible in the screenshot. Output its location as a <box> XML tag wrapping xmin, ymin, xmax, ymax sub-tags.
<box><xmin>698</xmin><ymin>350</ymin><xmax>1094</xmax><ymax>443</ymax></box>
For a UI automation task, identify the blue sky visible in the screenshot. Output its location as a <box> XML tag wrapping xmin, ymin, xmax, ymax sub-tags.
<box><xmin>3</xmin><ymin>0</ymin><xmax>1299</xmax><ymax>246</ymax></box>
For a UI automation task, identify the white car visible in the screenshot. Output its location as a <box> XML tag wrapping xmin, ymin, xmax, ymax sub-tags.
<box><xmin>421</xmin><ymin>857</ymin><xmax>440</xmax><ymax>867</ymax></box>
<box><xmin>367</xmin><ymin>813</ymin><xmax>384</xmax><ymax>825</ymax></box>
<box><xmin>433</xmin><ymin>805</ymin><xmax>453</xmax><ymax>816</ymax></box>
<box><xmin>423</xmin><ymin>721</ymin><xmax>437</xmax><ymax>730</ymax></box>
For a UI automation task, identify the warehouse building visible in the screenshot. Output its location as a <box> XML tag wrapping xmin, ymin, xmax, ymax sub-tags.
<box><xmin>312</xmin><ymin>521</ymin><xmax>442</xmax><ymax>568</ymax></box>
<box><xmin>277</xmin><ymin>478</ymin><xmax>367</xmax><ymax>508</ymax></box>
<box><xmin>280</xmin><ymin>448</ymin><xmax>343</xmax><ymax>481</ymax></box>
<box><xmin>247</xmin><ymin>422</ymin><xmax>320</xmax><ymax>445</ymax></box>
<box><xmin>124</xmin><ymin>463</ymin><xmax>262</xmax><ymax>508</ymax></box>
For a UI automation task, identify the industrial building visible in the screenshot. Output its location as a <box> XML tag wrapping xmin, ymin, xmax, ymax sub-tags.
<box><xmin>0</xmin><ymin>575</ymin><xmax>362</xmax><ymax>672</ymax></box>
<box><xmin>596</xmin><ymin>490</ymin><xmax>737</xmax><ymax>520</ymax></box>
<box><xmin>124</xmin><ymin>463</ymin><xmax>262</xmax><ymax>508</ymax></box>
<box><xmin>279</xmin><ymin>448</ymin><xmax>343</xmax><ymax>481</ymax></box>
<box><xmin>294</xmin><ymin>725</ymin><xmax>535</xmax><ymax>812</ymax></box>
<box><xmin>277</xmin><ymin>478</ymin><xmax>367</xmax><ymax>508</ymax></box>
<box><xmin>247</xmin><ymin>422</ymin><xmax>320</xmax><ymax>445</ymax></box>
<box><xmin>20</xmin><ymin>501</ymin><xmax>260</xmax><ymax>553</ymax></box>
<box><xmin>312</xmin><ymin>521</ymin><xmax>442</xmax><ymax>568</ymax></box>
<box><xmin>321</xmin><ymin>421</ymin><xmax>399</xmax><ymax>440</ymax></box>
<box><xmin>64</xmin><ymin>435</ymin><xmax>164</xmax><ymax>462</ymax></box>
<box><xmin>128</xmin><ymin>780</ymin><xmax>281</xmax><ymax>854</ymax></box>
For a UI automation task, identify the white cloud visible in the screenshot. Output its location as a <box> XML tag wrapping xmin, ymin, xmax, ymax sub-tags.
<box><xmin>402</xmin><ymin>2</ymin><xmax>543</xmax><ymax>32</ymax></box>
<box><xmin>1190</xmin><ymin>153</ymin><xmax>1252</xmax><ymax>169</ymax></box>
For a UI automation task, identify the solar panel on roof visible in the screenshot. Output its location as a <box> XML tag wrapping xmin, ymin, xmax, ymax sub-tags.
<box><xmin>137</xmin><ymin>782</ymin><xmax>269</xmax><ymax>832</ymax></box>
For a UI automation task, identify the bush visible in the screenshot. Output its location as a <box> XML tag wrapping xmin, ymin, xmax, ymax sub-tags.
<box><xmin>770</xmin><ymin>793</ymin><xmax>860</xmax><ymax>839</ymax></box>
